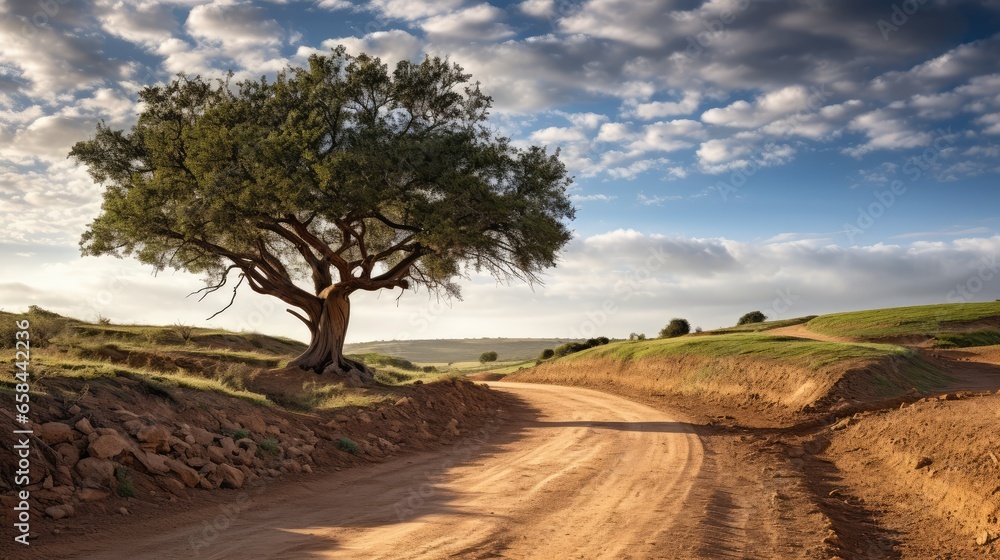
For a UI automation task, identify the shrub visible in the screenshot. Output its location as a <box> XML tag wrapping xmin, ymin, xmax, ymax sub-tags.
<box><xmin>337</xmin><ymin>437</ymin><xmax>359</xmax><ymax>455</ymax></box>
<box><xmin>422</xmin><ymin>365</ymin><xmax>437</xmax><ymax>373</ymax></box>
<box><xmin>628</xmin><ymin>332</ymin><xmax>646</xmax><ymax>341</ymax></box>
<box><xmin>172</xmin><ymin>322</ymin><xmax>195</xmax><ymax>342</ymax></box>
<box><xmin>96</xmin><ymin>314</ymin><xmax>112</xmax><ymax>325</ymax></box>
<box><xmin>257</xmin><ymin>438</ymin><xmax>280</xmax><ymax>456</ymax></box>
<box><xmin>114</xmin><ymin>466</ymin><xmax>136</xmax><ymax>498</ymax></box>
<box><xmin>479</xmin><ymin>351</ymin><xmax>499</xmax><ymax>363</ymax></box>
<box><xmin>596</xmin><ymin>336</ymin><xmax>610</xmax><ymax>345</ymax></box>
<box><xmin>695</xmin><ymin>327</ymin><xmax>703</xmax><ymax>333</ymax></box>
<box><xmin>539</xmin><ymin>348</ymin><xmax>555</xmax><ymax>360</ymax></box>
<box><xmin>231</xmin><ymin>428</ymin><xmax>250</xmax><ymax>440</ymax></box>
<box><xmin>737</xmin><ymin>311</ymin><xmax>768</xmax><ymax>326</ymax></box>
<box><xmin>659</xmin><ymin>318</ymin><xmax>690</xmax><ymax>339</ymax></box>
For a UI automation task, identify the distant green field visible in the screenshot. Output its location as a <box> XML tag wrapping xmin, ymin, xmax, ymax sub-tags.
<box><xmin>566</xmin><ymin>333</ymin><xmax>910</xmax><ymax>370</ymax></box>
<box><xmin>806</xmin><ymin>302</ymin><xmax>1000</xmax><ymax>339</ymax></box>
<box><xmin>343</xmin><ymin>338</ymin><xmax>582</xmax><ymax>363</ymax></box>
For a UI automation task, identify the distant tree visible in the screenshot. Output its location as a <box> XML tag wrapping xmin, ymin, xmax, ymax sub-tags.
<box><xmin>659</xmin><ymin>318</ymin><xmax>690</xmax><ymax>339</ymax></box>
<box><xmin>539</xmin><ymin>348</ymin><xmax>555</xmax><ymax>360</ymax></box>
<box><xmin>70</xmin><ymin>48</ymin><xmax>574</xmax><ymax>379</ymax></box>
<box><xmin>596</xmin><ymin>336</ymin><xmax>610</xmax><ymax>345</ymax></box>
<box><xmin>637</xmin><ymin>333</ymin><xmax>646</xmax><ymax>340</ymax></box>
<box><xmin>737</xmin><ymin>311</ymin><xmax>768</xmax><ymax>326</ymax></box>
<box><xmin>479</xmin><ymin>351</ymin><xmax>499</xmax><ymax>363</ymax></box>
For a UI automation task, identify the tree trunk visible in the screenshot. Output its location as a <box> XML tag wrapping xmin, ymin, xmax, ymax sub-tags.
<box><xmin>288</xmin><ymin>288</ymin><xmax>371</xmax><ymax>382</ymax></box>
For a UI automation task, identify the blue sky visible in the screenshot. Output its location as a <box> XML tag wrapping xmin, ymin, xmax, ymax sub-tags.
<box><xmin>1</xmin><ymin>0</ymin><xmax>999</xmax><ymax>343</ymax></box>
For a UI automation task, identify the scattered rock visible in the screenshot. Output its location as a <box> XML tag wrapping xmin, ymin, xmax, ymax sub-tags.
<box><xmin>45</xmin><ymin>505</ymin><xmax>73</xmax><ymax>519</ymax></box>
<box><xmin>977</xmin><ymin>531</ymin><xmax>997</xmax><ymax>546</ymax></box>
<box><xmin>76</xmin><ymin>457</ymin><xmax>115</xmax><ymax>489</ymax></box>
<box><xmin>914</xmin><ymin>456</ymin><xmax>933</xmax><ymax>470</ymax></box>
<box><xmin>118</xmin><ymin>507</ymin><xmax>129</xmax><ymax>516</ymax></box>
<box><xmin>136</xmin><ymin>424</ymin><xmax>172</xmax><ymax>453</ymax></box>
<box><xmin>39</xmin><ymin>422</ymin><xmax>75</xmax><ymax>445</ymax></box>
<box><xmin>166</xmin><ymin>458</ymin><xmax>201</xmax><ymax>488</ymax></box>
<box><xmin>68</xmin><ymin>404</ymin><xmax>81</xmax><ymax>415</ymax></box>
<box><xmin>206</xmin><ymin>446</ymin><xmax>227</xmax><ymax>465</ymax></box>
<box><xmin>135</xmin><ymin>451</ymin><xmax>170</xmax><ymax>475</ymax></box>
<box><xmin>216</xmin><ymin>464</ymin><xmax>245</xmax><ymax>489</ymax></box>
<box><xmin>55</xmin><ymin>443</ymin><xmax>80</xmax><ymax>468</ymax></box>
<box><xmin>159</xmin><ymin>476</ymin><xmax>186</xmax><ymax>496</ymax></box>
<box><xmin>188</xmin><ymin>427</ymin><xmax>216</xmax><ymax>447</ymax></box>
<box><xmin>185</xmin><ymin>456</ymin><xmax>210</xmax><ymax>469</ymax></box>
<box><xmin>88</xmin><ymin>433</ymin><xmax>130</xmax><ymax>460</ymax></box>
<box><xmin>219</xmin><ymin>437</ymin><xmax>237</xmax><ymax>456</ymax></box>
<box><xmin>76</xmin><ymin>488</ymin><xmax>109</xmax><ymax>502</ymax></box>
<box><xmin>76</xmin><ymin>418</ymin><xmax>94</xmax><ymax>436</ymax></box>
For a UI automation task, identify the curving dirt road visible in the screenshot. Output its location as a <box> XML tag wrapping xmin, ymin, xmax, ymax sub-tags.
<box><xmin>67</xmin><ymin>382</ymin><xmax>704</xmax><ymax>560</ymax></box>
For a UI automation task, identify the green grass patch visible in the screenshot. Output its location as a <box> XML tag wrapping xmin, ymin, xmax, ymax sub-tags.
<box><xmin>257</xmin><ymin>438</ymin><xmax>280</xmax><ymax>456</ymax></box>
<box><xmin>705</xmin><ymin>316</ymin><xmax>818</xmax><ymax>334</ymax></box>
<box><xmin>807</xmin><ymin>302</ymin><xmax>1000</xmax><ymax>339</ymax></box>
<box><xmin>562</xmin><ymin>333</ymin><xmax>910</xmax><ymax>370</ymax></box>
<box><xmin>337</xmin><ymin>437</ymin><xmax>359</xmax><ymax>455</ymax></box>
<box><xmin>114</xmin><ymin>466</ymin><xmax>137</xmax><ymax>498</ymax></box>
<box><xmin>933</xmin><ymin>330</ymin><xmax>1000</xmax><ymax>348</ymax></box>
<box><xmin>230</xmin><ymin>428</ymin><xmax>250</xmax><ymax>440</ymax></box>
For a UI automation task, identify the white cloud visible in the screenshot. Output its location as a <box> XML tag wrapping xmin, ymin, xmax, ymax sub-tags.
<box><xmin>186</xmin><ymin>1</ymin><xmax>283</xmax><ymax>48</ymax></box>
<box><xmin>95</xmin><ymin>0</ymin><xmax>179</xmax><ymax>47</ymax></box>
<box><xmin>607</xmin><ymin>158</ymin><xmax>669</xmax><ymax>180</ymax></box>
<box><xmin>629</xmin><ymin>119</ymin><xmax>703</xmax><ymax>152</ymax></box>
<box><xmin>571</xmin><ymin>193</ymin><xmax>617</xmax><ymax>202</ymax></box>
<box><xmin>324</xmin><ymin>30</ymin><xmax>425</xmax><ymax>64</ymax></box>
<box><xmin>596</xmin><ymin>122</ymin><xmax>632</xmax><ymax>143</ymax></box>
<box><xmin>977</xmin><ymin>113</ymin><xmax>1000</xmax><ymax>135</ymax></box>
<box><xmin>625</xmin><ymin>91</ymin><xmax>701</xmax><ymax>119</ymax></box>
<box><xmin>518</xmin><ymin>0</ymin><xmax>556</xmax><ymax>18</ymax></box>
<box><xmin>844</xmin><ymin>109</ymin><xmax>933</xmax><ymax>157</ymax></box>
<box><xmin>701</xmin><ymin>85</ymin><xmax>814</xmax><ymax>128</ymax></box>
<box><xmin>422</xmin><ymin>4</ymin><xmax>514</xmax><ymax>41</ymax></box>
<box><xmin>561</xmin><ymin>111</ymin><xmax>608</xmax><ymax>129</ymax></box>
<box><xmin>530</xmin><ymin>126</ymin><xmax>588</xmax><ymax>145</ymax></box>
<box><xmin>367</xmin><ymin>0</ymin><xmax>464</xmax><ymax>21</ymax></box>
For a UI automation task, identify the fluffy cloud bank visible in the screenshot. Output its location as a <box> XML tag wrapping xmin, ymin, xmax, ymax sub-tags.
<box><xmin>3</xmin><ymin>231</ymin><xmax>997</xmax><ymax>342</ymax></box>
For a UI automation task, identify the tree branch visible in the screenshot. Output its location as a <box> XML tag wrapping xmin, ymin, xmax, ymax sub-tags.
<box><xmin>205</xmin><ymin>273</ymin><xmax>245</xmax><ymax>321</ymax></box>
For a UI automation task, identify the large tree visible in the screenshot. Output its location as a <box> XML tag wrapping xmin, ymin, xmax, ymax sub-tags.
<box><xmin>71</xmin><ymin>48</ymin><xmax>575</xmax><ymax>379</ymax></box>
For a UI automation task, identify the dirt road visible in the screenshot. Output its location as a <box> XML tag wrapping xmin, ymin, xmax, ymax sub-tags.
<box><xmin>67</xmin><ymin>382</ymin><xmax>704</xmax><ymax>559</ymax></box>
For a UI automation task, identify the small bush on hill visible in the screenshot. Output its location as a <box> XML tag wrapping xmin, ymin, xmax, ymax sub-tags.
<box><xmin>659</xmin><ymin>318</ymin><xmax>690</xmax><ymax>339</ymax></box>
<box><xmin>737</xmin><ymin>311</ymin><xmax>768</xmax><ymax>325</ymax></box>
<box><xmin>539</xmin><ymin>348</ymin><xmax>555</xmax><ymax>360</ymax></box>
<box><xmin>114</xmin><ymin>466</ymin><xmax>137</xmax><ymax>498</ymax></box>
<box><xmin>337</xmin><ymin>437</ymin><xmax>359</xmax><ymax>455</ymax></box>
<box><xmin>257</xmin><ymin>438</ymin><xmax>280</xmax><ymax>456</ymax></box>
<box><xmin>479</xmin><ymin>351</ymin><xmax>499</xmax><ymax>363</ymax></box>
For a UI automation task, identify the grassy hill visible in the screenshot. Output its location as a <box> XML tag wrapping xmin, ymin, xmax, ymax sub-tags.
<box><xmin>508</xmin><ymin>301</ymin><xmax>1000</xmax><ymax>420</ymax></box>
<box><xmin>805</xmin><ymin>301</ymin><xmax>1000</xmax><ymax>345</ymax></box>
<box><xmin>0</xmin><ymin>307</ymin><xmax>454</xmax><ymax>411</ymax></box>
<box><xmin>344</xmin><ymin>337</ymin><xmax>582</xmax><ymax>363</ymax></box>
